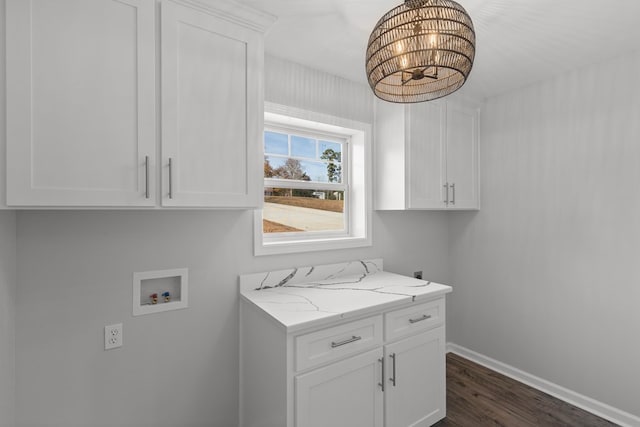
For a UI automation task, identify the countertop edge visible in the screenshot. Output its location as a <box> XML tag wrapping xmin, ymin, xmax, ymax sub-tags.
<box><xmin>241</xmin><ymin>282</ymin><xmax>452</xmax><ymax>334</ymax></box>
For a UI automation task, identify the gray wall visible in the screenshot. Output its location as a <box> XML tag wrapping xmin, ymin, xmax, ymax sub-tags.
<box><xmin>11</xmin><ymin>55</ymin><xmax>450</xmax><ymax>427</ymax></box>
<box><xmin>14</xmin><ymin>211</ymin><xmax>448</xmax><ymax>427</ymax></box>
<box><xmin>265</xmin><ymin>55</ymin><xmax>373</xmax><ymax>124</ymax></box>
<box><xmin>0</xmin><ymin>2</ymin><xmax>15</xmax><ymax>424</ymax></box>
<box><xmin>0</xmin><ymin>212</ymin><xmax>16</xmax><ymax>427</ymax></box>
<box><xmin>448</xmin><ymin>50</ymin><xmax>640</xmax><ymax>417</ymax></box>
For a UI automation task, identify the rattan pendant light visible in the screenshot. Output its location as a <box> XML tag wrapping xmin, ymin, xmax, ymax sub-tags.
<box><xmin>366</xmin><ymin>0</ymin><xmax>475</xmax><ymax>103</ymax></box>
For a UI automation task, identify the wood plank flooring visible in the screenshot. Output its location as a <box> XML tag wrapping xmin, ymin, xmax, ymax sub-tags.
<box><xmin>433</xmin><ymin>353</ymin><xmax>619</xmax><ymax>427</ymax></box>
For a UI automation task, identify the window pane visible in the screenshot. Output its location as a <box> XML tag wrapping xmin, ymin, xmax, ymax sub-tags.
<box><xmin>290</xmin><ymin>135</ymin><xmax>316</xmax><ymax>159</ymax></box>
<box><xmin>299</xmin><ymin>161</ymin><xmax>324</xmax><ymax>182</ymax></box>
<box><xmin>299</xmin><ymin>160</ymin><xmax>336</xmax><ymax>183</ymax></box>
<box><xmin>263</xmin><ymin>189</ymin><xmax>345</xmax><ymax>233</ymax></box>
<box><xmin>319</xmin><ymin>141</ymin><xmax>342</xmax><ymax>183</ymax></box>
<box><xmin>265</xmin><ymin>158</ymin><xmax>340</xmax><ymax>184</ymax></box>
<box><xmin>264</xmin><ymin>131</ymin><xmax>288</xmax><ymax>155</ymax></box>
<box><xmin>264</xmin><ymin>156</ymin><xmax>286</xmax><ymax>178</ymax></box>
<box><xmin>264</xmin><ymin>156</ymin><xmax>287</xmax><ymax>168</ymax></box>
<box><xmin>319</xmin><ymin>141</ymin><xmax>342</xmax><ymax>160</ymax></box>
<box><xmin>268</xmin><ymin>157</ymin><xmax>310</xmax><ymax>181</ymax></box>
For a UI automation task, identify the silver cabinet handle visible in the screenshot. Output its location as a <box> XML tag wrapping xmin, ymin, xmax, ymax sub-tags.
<box><xmin>378</xmin><ymin>357</ymin><xmax>385</xmax><ymax>392</ymax></box>
<box><xmin>444</xmin><ymin>183</ymin><xmax>449</xmax><ymax>205</ymax></box>
<box><xmin>168</xmin><ymin>158</ymin><xmax>173</xmax><ymax>199</ymax></box>
<box><xmin>331</xmin><ymin>335</ymin><xmax>361</xmax><ymax>348</ymax></box>
<box><xmin>450</xmin><ymin>183</ymin><xmax>456</xmax><ymax>205</ymax></box>
<box><xmin>389</xmin><ymin>353</ymin><xmax>397</xmax><ymax>386</ymax></box>
<box><xmin>144</xmin><ymin>156</ymin><xmax>150</xmax><ymax>199</ymax></box>
<box><xmin>409</xmin><ymin>314</ymin><xmax>432</xmax><ymax>324</ymax></box>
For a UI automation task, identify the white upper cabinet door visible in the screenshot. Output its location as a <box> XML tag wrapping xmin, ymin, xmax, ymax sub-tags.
<box><xmin>407</xmin><ymin>101</ymin><xmax>446</xmax><ymax>209</ymax></box>
<box><xmin>161</xmin><ymin>1</ymin><xmax>263</xmax><ymax>208</ymax></box>
<box><xmin>446</xmin><ymin>101</ymin><xmax>479</xmax><ymax>209</ymax></box>
<box><xmin>374</xmin><ymin>100</ymin><xmax>446</xmax><ymax>210</ymax></box>
<box><xmin>6</xmin><ymin>0</ymin><xmax>156</xmax><ymax>206</ymax></box>
<box><xmin>374</xmin><ymin>100</ymin><xmax>408</xmax><ymax>210</ymax></box>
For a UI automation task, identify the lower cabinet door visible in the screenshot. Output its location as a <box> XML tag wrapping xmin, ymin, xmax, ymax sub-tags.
<box><xmin>385</xmin><ymin>327</ymin><xmax>446</xmax><ymax>427</ymax></box>
<box><xmin>295</xmin><ymin>348</ymin><xmax>384</xmax><ymax>427</ymax></box>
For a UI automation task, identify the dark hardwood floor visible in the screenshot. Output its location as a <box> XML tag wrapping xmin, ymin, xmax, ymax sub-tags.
<box><xmin>434</xmin><ymin>353</ymin><xmax>619</xmax><ymax>427</ymax></box>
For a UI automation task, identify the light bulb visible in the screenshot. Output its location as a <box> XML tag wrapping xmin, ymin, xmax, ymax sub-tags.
<box><xmin>394</xmin><ymin>40</ymin><xmax>405</xmax><ymax>54</ymax></box>
<box><xmin>428</xmin><ymin>33</ymin><xmax>439</xmax><ymax>63</ymax></box>
<box><xmin>428</xmin><ymin>33</ymin><xmax>438</xmax><ymax>48</ymax></box>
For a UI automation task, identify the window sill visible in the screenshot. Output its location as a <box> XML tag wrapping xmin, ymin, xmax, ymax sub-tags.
<box><xmin>254</xmin><ymin>217</ymin><xmax>372</xmax><ymax>256</ymax></box>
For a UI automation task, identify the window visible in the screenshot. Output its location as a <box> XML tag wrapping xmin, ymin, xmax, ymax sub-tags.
<box><xmin>263</xmin><ymin>127</ymin><xmax>347</xmax><ymax>236</ymax></box>
<box><xmin>254</xmin><ymin>103</ymin><xmax>372</xmax><ymax>255</ymax></box>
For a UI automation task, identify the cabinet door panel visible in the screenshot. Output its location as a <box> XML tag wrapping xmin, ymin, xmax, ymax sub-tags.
<box><xmin>161</xmin><ymin>1</ymin><xmax>262</xmax><ymax>207</ymax></box>
<box><xmin>446</xmin><ymin>102</ymin><xmax>479</xmax><ymax>209</ymax></box>
<box><xmin>6</xmin><ymin>0</ymin><xmax>156</xmax><ymax>206</ymax></box>
<box><xmin>407</xmin><ymin>101</ymin><xmax>446</xmax><ymax>209</ymax></box>
<box><xmin>295</xmin><ymin>348</ymin><xmax>383</xmax><ymax>427</ymax></box>
<box><xmin>385</xmin><ymin>327</ymin><xmax>446</xmax><ymax>427</ymax></box>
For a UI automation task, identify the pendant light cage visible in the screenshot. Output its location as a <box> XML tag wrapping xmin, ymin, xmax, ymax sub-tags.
<box><xmin>366</xmin><ymin>0</ymin><xmax>475</xmax><ymax>103</ymax></box>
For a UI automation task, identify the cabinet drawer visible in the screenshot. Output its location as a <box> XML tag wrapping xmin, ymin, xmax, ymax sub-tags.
<box><xmin>385</xmin><ymin>299</ymin><xmax>444</xmax><ymax>341</ymax></box>
<box><xmin>295</xmin><ymin>316</ymin><xmax>383</xmax><ymax>372</ymax></box>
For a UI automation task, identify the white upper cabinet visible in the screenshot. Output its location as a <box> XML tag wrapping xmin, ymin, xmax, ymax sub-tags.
<box><xmin>445</xmin><ymin>101</ymin><xmax>480</xmax><ymax>209</ymax></box>
<box><xmin>160</xmin><ymin>1</ymin><xmax>264</xmax><ymax>207</ymax></box>
<box><xmin>375</xmin><ymin>97</ymin><xmax>480</xmax><ymax>210</ymax></box>
<box><xmin>5</xmin><ymin>0</ymin><xmax>273</xmax><ymax>208</ymax></box>
<box><xmin>406</xmin><ymin>101</ymin><xmax>446</xmax><ymax>209</ymax></box>
<box><xmin>6</xmin><ymin>0</ymin><xmax>157</xmax><ymax>206</ymax></box>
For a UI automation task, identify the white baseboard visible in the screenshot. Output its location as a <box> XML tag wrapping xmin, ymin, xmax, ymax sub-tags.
<box><xmin>447</xmin><ymin>343</ymin><xmax>640</xmax><ymax>427</ymax></box>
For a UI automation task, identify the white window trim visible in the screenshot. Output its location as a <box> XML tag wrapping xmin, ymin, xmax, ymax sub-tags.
<box><xmin>254</xmin><ymin>102</ymin><xmax>372</xmax><ymax>256</ymax></box>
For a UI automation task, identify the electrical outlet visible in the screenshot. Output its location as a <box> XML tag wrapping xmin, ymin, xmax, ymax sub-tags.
<box><xmin>104</xmin><ymin>323</ymin><xmax>123</xmax><ymax>350</ymax></box>
<box><xmin>413</xmin><ymin>271</ymin><xmax>423</xmax><ymax>280</ymax></box>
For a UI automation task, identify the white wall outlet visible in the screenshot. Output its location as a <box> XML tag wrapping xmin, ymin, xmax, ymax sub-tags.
<box><xmin>104</xmin><ymin>323</ymin><xmax>123</xmax><ymax>350</ymax></box>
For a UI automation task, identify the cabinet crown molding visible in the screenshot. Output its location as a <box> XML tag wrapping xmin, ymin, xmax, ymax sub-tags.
<box><xmin>166</xmin><ymin>0</ymin><xmax>277</xmax><ymax>32</ymax></box>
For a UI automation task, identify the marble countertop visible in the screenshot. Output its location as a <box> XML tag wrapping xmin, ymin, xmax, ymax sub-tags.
<box><xmin>239</xmin><ymin>259</ymin><xmax>452</xmax><ymax>332</ymax></box>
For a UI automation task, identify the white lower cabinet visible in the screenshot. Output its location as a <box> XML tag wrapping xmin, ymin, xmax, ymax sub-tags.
<box><xmin>384</xmin><ymin>328</ymin><xmax>446</xmax><ymax>427</ymax></box>
<box><xmin>240</xmin><ymin>297</ymin><xmax>447</xmax><ymax>427</ymax></box>
<box><xmin>295</xmin><ymin>348</ymin><xmax>384</xmax><ymax>427</ymax></box>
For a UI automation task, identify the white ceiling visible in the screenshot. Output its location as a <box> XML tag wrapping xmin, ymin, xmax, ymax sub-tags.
<box><xmin>234</xmin><ymin>0</ymin><xmax>640</xmax><ymax>100</ymax></box>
